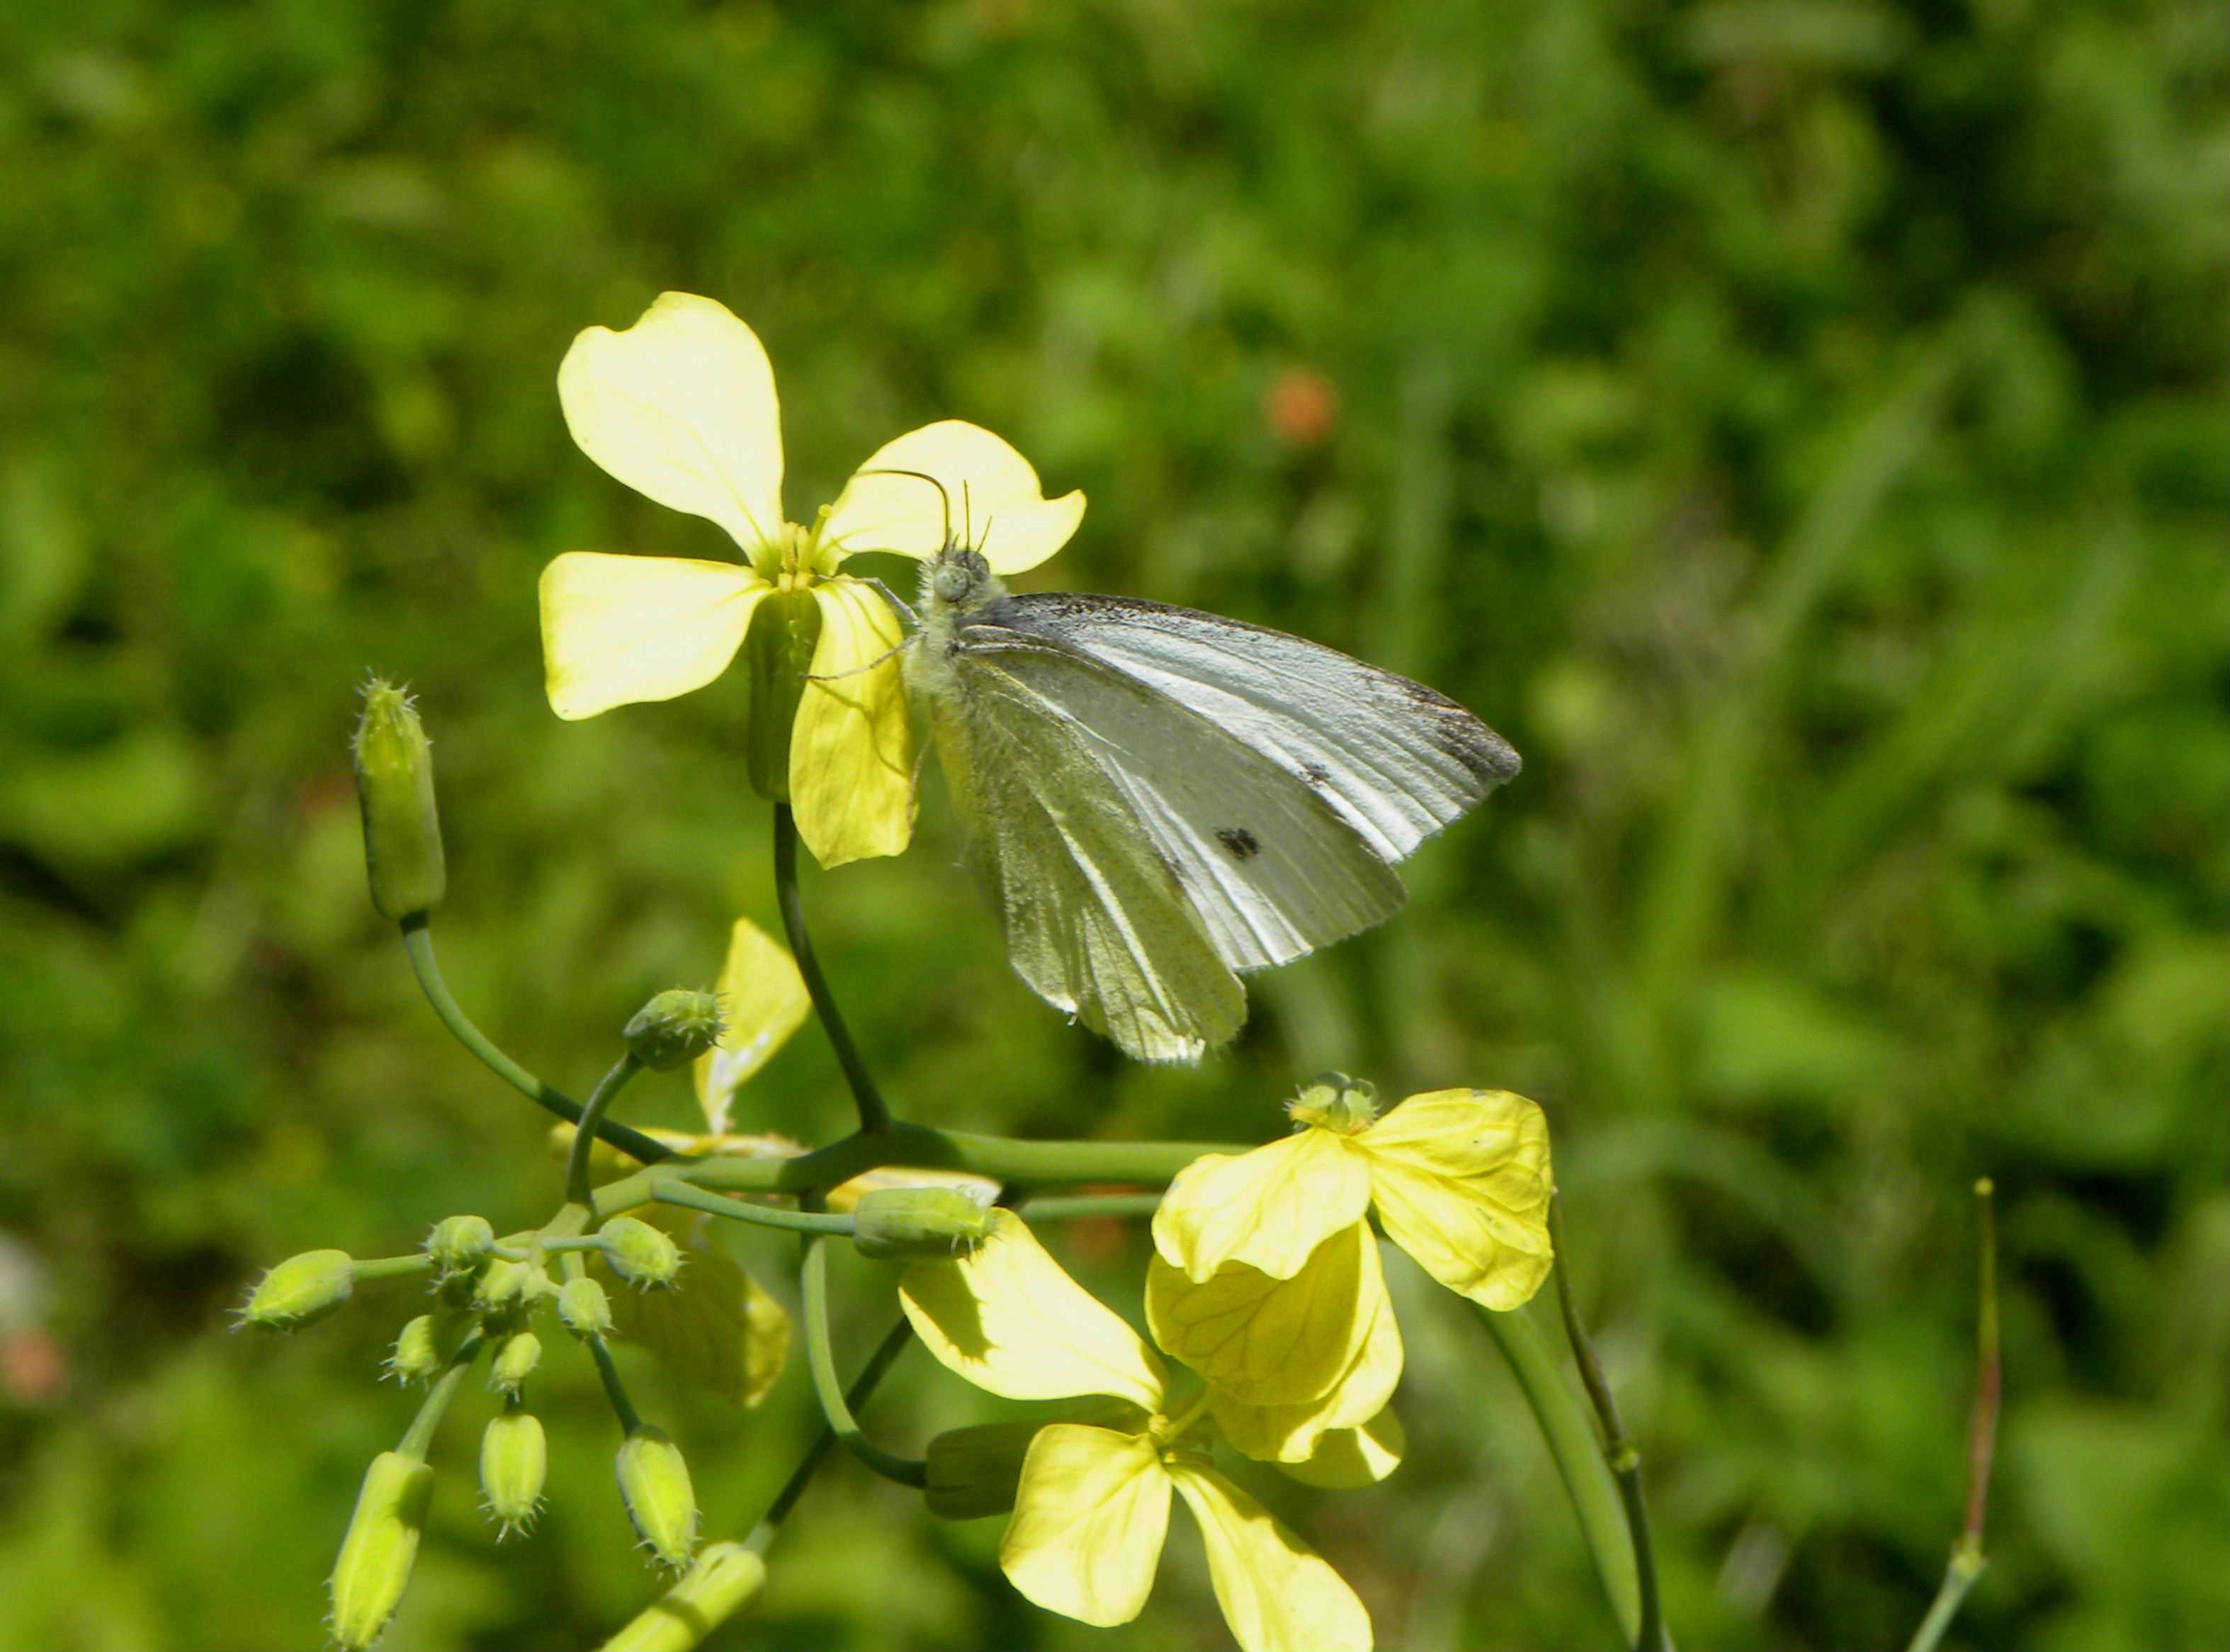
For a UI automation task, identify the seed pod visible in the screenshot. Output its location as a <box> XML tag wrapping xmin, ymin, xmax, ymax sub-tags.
<box><xmin>601</xmin><ymin>1541</ymin><xmax>767</xmax><ymax>1651</ymax></box>
<box><xmin>329</xmin><ymin>1450</ymin><xmax>434</xmax><ymax>1649</ymax></box>
<box><xmin>425</xmin><ymin>1215</ymin><xmax>495</xmax><ymax>1274</ymax></box>
<box><xmin>622</xmin><ymin>990</ymin><xmax>726</xmax><ymax>1073</ymax></box>
<box><xmin>480</xmin><ymin>1409</ymin><xmax>548</xmax><ymax>1537</ymax></box>
<box><xmin>615</xmin><ymin>1425</ymin><xmax>698</xmax><ymax>1571</ymax></box>
<box><xmin>599</xmin><ymin>1218</ymin><xmax>683</xmax><ymax>1290</ymax></box>
<box><xmin>557</xmin><ymin>1275</ymin><xmax>614</xmax><ymax>1341</ymax></box>
<box><xmin>742</xmin><ymin>584</ymin><xmax>822</xmax><ymax>802</ymax></box>
<box><xmin>241</xmin><ymin>1249</ymin><xmax>356</xmax><ymax>1331</ymax></box>
<box><xmin>851</xmin><ymin>1188</ymin><xmax>997</xmax><ymax>1261</ymax></box>
<box><xmin>351</xmin><ymin>679</ymin><xmax>446</xmax><ymax>921</ymax></box>
<box><xmin>489</xmin><ymin>1331</ymin><xmax>542</xmax><ymax>1398</ymax></box>
<box><xmin>923</xmin><ymin>1421</ymin><xmax>1043</xmax><ymax>1520</ymax></box>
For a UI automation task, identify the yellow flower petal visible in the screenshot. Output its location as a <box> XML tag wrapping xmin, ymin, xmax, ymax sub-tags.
<box><xmin>1152</xmin><ymin>1132</ymin><xmax>1373</xmax><ymax>1283</ymax></box>
<box><xmin>1167</xmin><ymin>1464</ymin><xmax>1373</xmax><ymax>1652</ymax></box>
<box><xmin>539</xmin><ymin>553</ymin><xmax>768</xmax><ymax>720</ymax></box>
<box><xmin>558</xmin><ymin>291</ymin><xmax>785</xmax><ymax>554</ymax></box>
<box><xmin>900</xmin><ymin>1210</ymin><xmax>1167</xmax><ymax>1411</ymax></box>
<box><xmin>999</xmin><ymin>1425</ymin><xmax>1170</xmax><ymax>1629</ymax></box>
<box><xmin>1145</xmin><ymin>1223</ymin><xmax>1375</xmax><ymax>1408</ymax></box>
<box><xmin>1272</xmin><ymin>1407</ymin><xmax>1407</xmax><ymax>1490</ymax></box>
<box><xmin>1359</xmin><ymin>1090</ymin><xmax>1555</xmax><ymax>1310</ymax></box>
<box><xmin>819</xmin><ymin>419</ymin><xmax>1085</xmax><ymax>575</ymax></box>
<box><xmin>691</xmin><ymin>917</ymin><xmax>810</xmax><ymax>1133</ymax></box>
<box><xmin>1206</xmin><ymin>1235</ymin><xmax>1401</xmax><ymax>1464</ymax></box>
<box><xmin>788</xmin><ymin>578</ymin><xmax>914</xmax><ymax>868</ymax></box>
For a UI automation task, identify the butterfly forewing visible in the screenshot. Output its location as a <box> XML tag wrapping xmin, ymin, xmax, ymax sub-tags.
<box><xmin>995</xmin><ymin>594</ymin><xmax>1519</xmax><ymax>861</ymax></box>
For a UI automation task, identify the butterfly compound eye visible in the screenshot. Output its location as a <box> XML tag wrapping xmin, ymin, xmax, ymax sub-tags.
<box><xmin>932</xmin><ymin>551</ymin><xmax>985</xmax><ymax>605</ymax></box>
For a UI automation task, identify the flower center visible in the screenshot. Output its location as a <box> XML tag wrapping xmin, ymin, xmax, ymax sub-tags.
<box><xmin>1287</xmin><ymin>1071</ymin><xmax>1379</xmax><ymax>1134</ymax></box>
<box><xmin>770</xmin><ymin>522</ymin><xmax>817</xmax><ymax>591</ymax></box>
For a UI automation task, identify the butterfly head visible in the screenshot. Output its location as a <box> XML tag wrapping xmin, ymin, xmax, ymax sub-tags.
<box><xmin>925</xmin><ymin>543</ymin><xmax>996</xmax><ymax>611</ymax></box>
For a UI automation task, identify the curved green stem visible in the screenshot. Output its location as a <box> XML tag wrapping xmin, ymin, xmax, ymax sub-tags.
<box><xmin>587</xmin><ymin>1336</ymin><xmax>644</xmax><ymax>1437</ymax></box>
<box><xmin>397</xmin><ymin>1333</ymin><xmax>484</xmax><ymax>1461</ymax></box>
<box><xmin>772</xmin><ymin>806</ymin><xmax>891</xmax><ymax>1136</ymax></box>
<box><xmin>567</xmin><ymin>1055</ymin><xmax>645</xmax><ymax>1209</ymax></box>
<box><xmin>351</xmin><ymin>1254</ymin><xmax>436</xmax><ymax>1283</ymax></box>
<box><xmin>1477</xmin><ymin>1304</ymin><xmax>1641</xmax><ymax>1648</ymax></box>
<box><xmin>400</xmin><ymin>917</ymin><xmax>671</xmax><ymax>1166</ymax></box>
<box><xmin>1017</xmin><ymin>1192</ymin><xmax>1167</xmax><ymax>1223</ymax></box>
<box><xmin>747</xmin><ymin>1314</ymin><xmax>915</xmax><ymax>1555</ymax></box>
<box><xmin>652</xmin><ymin>1182</ymin><xmax>857</xmax><ymax>1238</ymax></box>
<box><xmin>1908</xmin><ymin>1178</ymin><xmax>2001</xmax><ymax>1652</ymax></box>
<box><xmin>1549</xmin><ymin>1193</ymin><xmax>1666</xmax><ymax>1652</ymax></box>
<box><xmin>798</xmin><ymin>1237</ymin><xmax>927</xmax><ymax>1488</ymax></box>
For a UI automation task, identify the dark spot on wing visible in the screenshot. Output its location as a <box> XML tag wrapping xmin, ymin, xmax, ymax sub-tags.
<box><xmin>1216</xmin><ymin>827</ymin><xmax>1261</xmax><ymax>861</ymax></box>
<box><xmin>1299</xmin><ymin>762</ymin><xmax>1332</xmax><ymax>787</ymax></box>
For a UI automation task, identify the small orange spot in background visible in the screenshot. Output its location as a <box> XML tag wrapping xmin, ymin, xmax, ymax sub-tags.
<box><xmin>1264</xmin><ymin>367</ymin><xmax>1339</xmax><ymax>448</ymax></box>
<box><xmin>1</xmin><ymin>1331</ymin><xmax>64</xmax><ymax>1405</ymax></box>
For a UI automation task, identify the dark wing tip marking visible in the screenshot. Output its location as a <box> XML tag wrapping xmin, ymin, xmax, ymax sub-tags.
<box><xmin>1216</xmin><ymin>827</ymin><xmax>1262</xmax><ymax>861</ymax></box>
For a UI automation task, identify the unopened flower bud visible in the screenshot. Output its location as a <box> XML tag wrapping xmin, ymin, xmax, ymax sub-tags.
<box><xmin>599</xmin><ymin>1218</ymin><xmax>683</xmax><ymax>1290</ymax></box>
<box><xmin>615</xmin><ymin>1425</ymin><xmax>698</xmax><ymax>1570</ymax></box>
<box><xmin>923</xmin><ymin>1421</ymin><xmax>1042</xmax><ymax>1520</ymax></box>
<box><xmin>425</xmin><ymin>1215</ymin><xmax>495</xmax><ymax>1274</ymax></box>
<box><xmin>623</xmin><ymin>990</ymin><xmax>726</xmax><ymax>1073</ymax></box>
<box><xmin>329</xmin><ymin>1450</ymin><xmax>434</xmax><ymax>1650</ymax></box>
<box><xmin>241</xmin><ymin>1248</ymin><xmax>356</xmax><ymax>1330</ymax></box>
<box><xmin>558</xmin><ymin>1275</ymin><xmax>614</xmax><ymax>1341</ymax></box>
<box><xmin>385</xmin><ymin>1316</ymin><xmax>443</xmax><ymax>1385</ymax></box>
<box><xmin>851</xmin><ymin>1188</ymin><xmax>997</xmax><ymax>1261</ymax></box>
<box><xmin>489</xmin><ymin>1330</ymin><xmax>542</xmax><ymax>1398</ymax></box>
<box><xmin>480</xmin><ymin>1409</ymin><xmax>548</xmax><ymax>1537</ymax></box>
<box><xmin>351</xmin><ymin>678</ymin><xmax>446</xmax><ymax>921</ymax></box>
<box><xmin>601</xmin><ymin>1541</ymin><xmax>767</xmax><ymax>1651</ymax></box>
<box><xmin>472</xmin><ymin>1256</ymin><xmax>536</xmax><ymax>1313</ymax></box>
<box><xmin>742</xmin><ymin>585</ymin><xmax>823</xmax><ymax>802</ymax></box>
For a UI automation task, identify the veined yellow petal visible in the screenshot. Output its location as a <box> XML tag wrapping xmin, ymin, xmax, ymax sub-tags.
<box><xmin>789</xmin><ymin>579</ymin><xmax>914</xmax><ymax>868</ymax></box>
<box><xmin>1359</xmin><ymin>1090</ymin><xmax>1554</xmax><ymax>1310</ymax></box>
<box><xmin>1152</xmin><ymin>1133</ymin><xmax>1372</xmax><ymax>1283</ymax></box>
<box><xmin>999</xmin><ymin>1426</ymin><xmax>1170</xmax><ymax>1629</ymax></box>
<box><xmin>1145</xmin><ymin>1223</ymin><xmax>1375</xmax><ymax>1408</ymax></box>
<box><xmin>558</xmin><ymin>292</ymin><xmax>784</xmax><ymax>555</ymax></box>
<box><xmin>900</xmin><ymin>1211</ymin><xmax>1166</xmax><ymax>1411</ymax></box>
<box><xmin>691</xmin><ymin>917</ymin><xmax>810</xmax><ymax>1133</ymax></box>
<box><xmin>820</xmin><ymin>419</ymin><xmax>1085</xmax><ymax>575</ymax></box>
<box><xmin>1167</xmin><ymin>1464</ymin><xmax>1372</xmax><ymax>1652</ymax></box>
<box><xmin>1207</xmin><ymin>1235</ymin><xmax>1400</xmax><ymax>1464</ymax></box>
<box><xmin>539</xmin><ymin>553</ymin><xmax>767</xmax><ymax>720</ymax></box>
<box><xmin>1272</xmin><ymin>1408</ymin><xmax>1407</xmax><ymax>1490</ymax></box>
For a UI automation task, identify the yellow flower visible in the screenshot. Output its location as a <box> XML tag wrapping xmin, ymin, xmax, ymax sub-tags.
<box><xmin>1153</xmin><ymin>1076</ymin><xmax>1554</xmax><ymax>1311</ymax></box>
<box><xmin>900</xmin><ymin>1211</ymin><xmax>1379</xmax><ymax>1652</ymax></box>
<box><xmin>692</xmin><ymin>916</ymin><xmax>810</xmax><ymax>1135</ymax></box>
<box><xmin>540</xmin><ymin>291</ymin><xmax>1085</xmax><ymax>867</ymax></box>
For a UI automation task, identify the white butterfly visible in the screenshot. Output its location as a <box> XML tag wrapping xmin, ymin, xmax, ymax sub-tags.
<box><xmin>889</xmin><ymin>490</ymin><xmax>1518</xmax><ymax>1064</ymax></box>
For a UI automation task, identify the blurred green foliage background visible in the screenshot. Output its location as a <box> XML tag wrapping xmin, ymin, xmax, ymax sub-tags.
<box><xmin>1</xmin><ymin>0</ymin><xmax>2223</xmax><ymax>1647</ymax></box>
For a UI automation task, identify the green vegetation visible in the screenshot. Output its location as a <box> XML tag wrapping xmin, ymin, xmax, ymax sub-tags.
<box><xmin>1</xmin><ymin>1</ymin><xmax>2221</xmax><ymax>1647</ymax></box>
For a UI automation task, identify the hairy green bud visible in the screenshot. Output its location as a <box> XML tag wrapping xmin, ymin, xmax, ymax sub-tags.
<box><xmin>622</xmin><ymin>990</ymin><xmax>726</xmax><ymax>1073</ymax></box>
<box><xmin>351</xmin><ymin>678</ymin><xmax>446</xmax><ymax>921</ymax></box>
<box><xmin>329</xmin><ymin>1450</ymin><xmax>433</xmax><ymax>1650</ymax></box>
<box><xmin>851</xmin><ymin>1188</ymin><xmax>997</xmax><ymax>1261</ymax></box>
<box><xmin>241</xmin><ymin>1248</ymin><xmax>355</xmax><ymax>1331</ymax></box>
<box><xmin>742</xmin><ymin>583</ymin><xmax>822</xmax><ymax>803</ymax></box>
<box><xmin>602</xmin><ymin>1541</ymin><xmax>768</xmax><ymax>1651</ymax></box>
<box><xmin>425</xmin><ymin>1215</ymin><xmax>495</xmax><ymax>1274</ymax></box>
<box><xmin>385</xmin><ymin>1316</ymin><xmax>443</xmax><ymax>1385</ymax></box>
<box><xmin>615</xmin><ymin>1426</ymin><xmax>698</xmax><ymax>1571</ymax></box>
<box><xmin>599</xmin><ymin>1218</ymin><xmax>683</xmax><ymax>1290</ymax></box>
<box><xmin>472</xmin><ymin>1256</ymin><xmax>538</xmax><ymax>1314</ymax></box>
<box><xmin>480</xmin><ymin>1409</ymin><xmax>548</xmax><ymax>1538</ymax></box>
<box><xmin>924</xmin><ymin>1421</ymin><xmax>1043</xmax><ymax>1520</ymax></box>
<box><xmin>557</xmin><ymin>1275</ymin><xmax>614</xmax><ymax>1341</ymax></box>
<box><xmin>489</xmin><ymin>1330</ymin><xmax>542</xmax><ymax>1398</ymax></box>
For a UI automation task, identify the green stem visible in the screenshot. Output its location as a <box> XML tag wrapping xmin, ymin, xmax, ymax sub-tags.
<box><xmin>1017</xmin><ymin>1192</ymin><xmax>1167</xmax><ymax>1222</ymax></box>
<box><xmin>772</xmin><ymin>805</ymin><xmax>891</xmax><ymax>1136</ymax></box>
<box><xmin>652</xmin><ymin>1182</ymin><xmax>857</xmax><ymax>1238</ymax></box>
<box><xmin>587</xmin><ymin>1336</ymin><xmax>643</xmax><ymax>1436</ymax></box>
<box><xmin>351</xmin><ymin>1255</ymin><xmax>436</xmax><ymax>1283</ymax></box>
<box><xmin>567</xmin><ymin>1055</ymin><xmax>645</xmax><ymax>1209</ymax></box>
<box><xmin>1549</xmin><ymin>1194</ymin><xmax>1666</xmax><ymax>1652</ymax></box>
<box><xmin>1478</xmin><ymin>1304</ymin><xmax>1642</xmax><ymax>1647</ymax></box>
<box><xmin>746</xmin><ymin>1315</ymin><xmax>915</xmax><ymax>1554</ymax></box>
<box><xmin>397</xmin><ymin>1333</ymin><xmax>483</xmax><ymax>1461</ymax></box>
<box><xmin>1907</xmin><ymin>1178</ymin><xmax>2001</xmax><ymax>1652</ymax></box>
<box><xmin>798</xmin><ymin>1237</ymin><xmax>927</xmax><ymax>1488</ymax></box>
<box><xmin>400</xmin><ymin>917</ymin><xmax>671</xmax><ymax>1166</ymax></box>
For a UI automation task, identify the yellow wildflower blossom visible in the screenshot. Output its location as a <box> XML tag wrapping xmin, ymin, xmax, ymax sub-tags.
<box><xmin>900</xmin><ymin>1211</ymin><xmax>1378</xmax><ymax>1651</ymax></box>
<box><xmin>540</xmin><ymin>291</ymin><xmax>1085</xmax><ymax>867</ymax></box>
<box><xmin>1154</xmin><ymin>1075</ymin><xmax>1554</xmax><ymax>1311</ymax></box>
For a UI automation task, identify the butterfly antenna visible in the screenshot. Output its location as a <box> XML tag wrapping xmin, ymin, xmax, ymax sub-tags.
<box><xmin>854</xmin><ymin>467</ymin><xmax>953</xmax><ymax>548</ymax></box>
